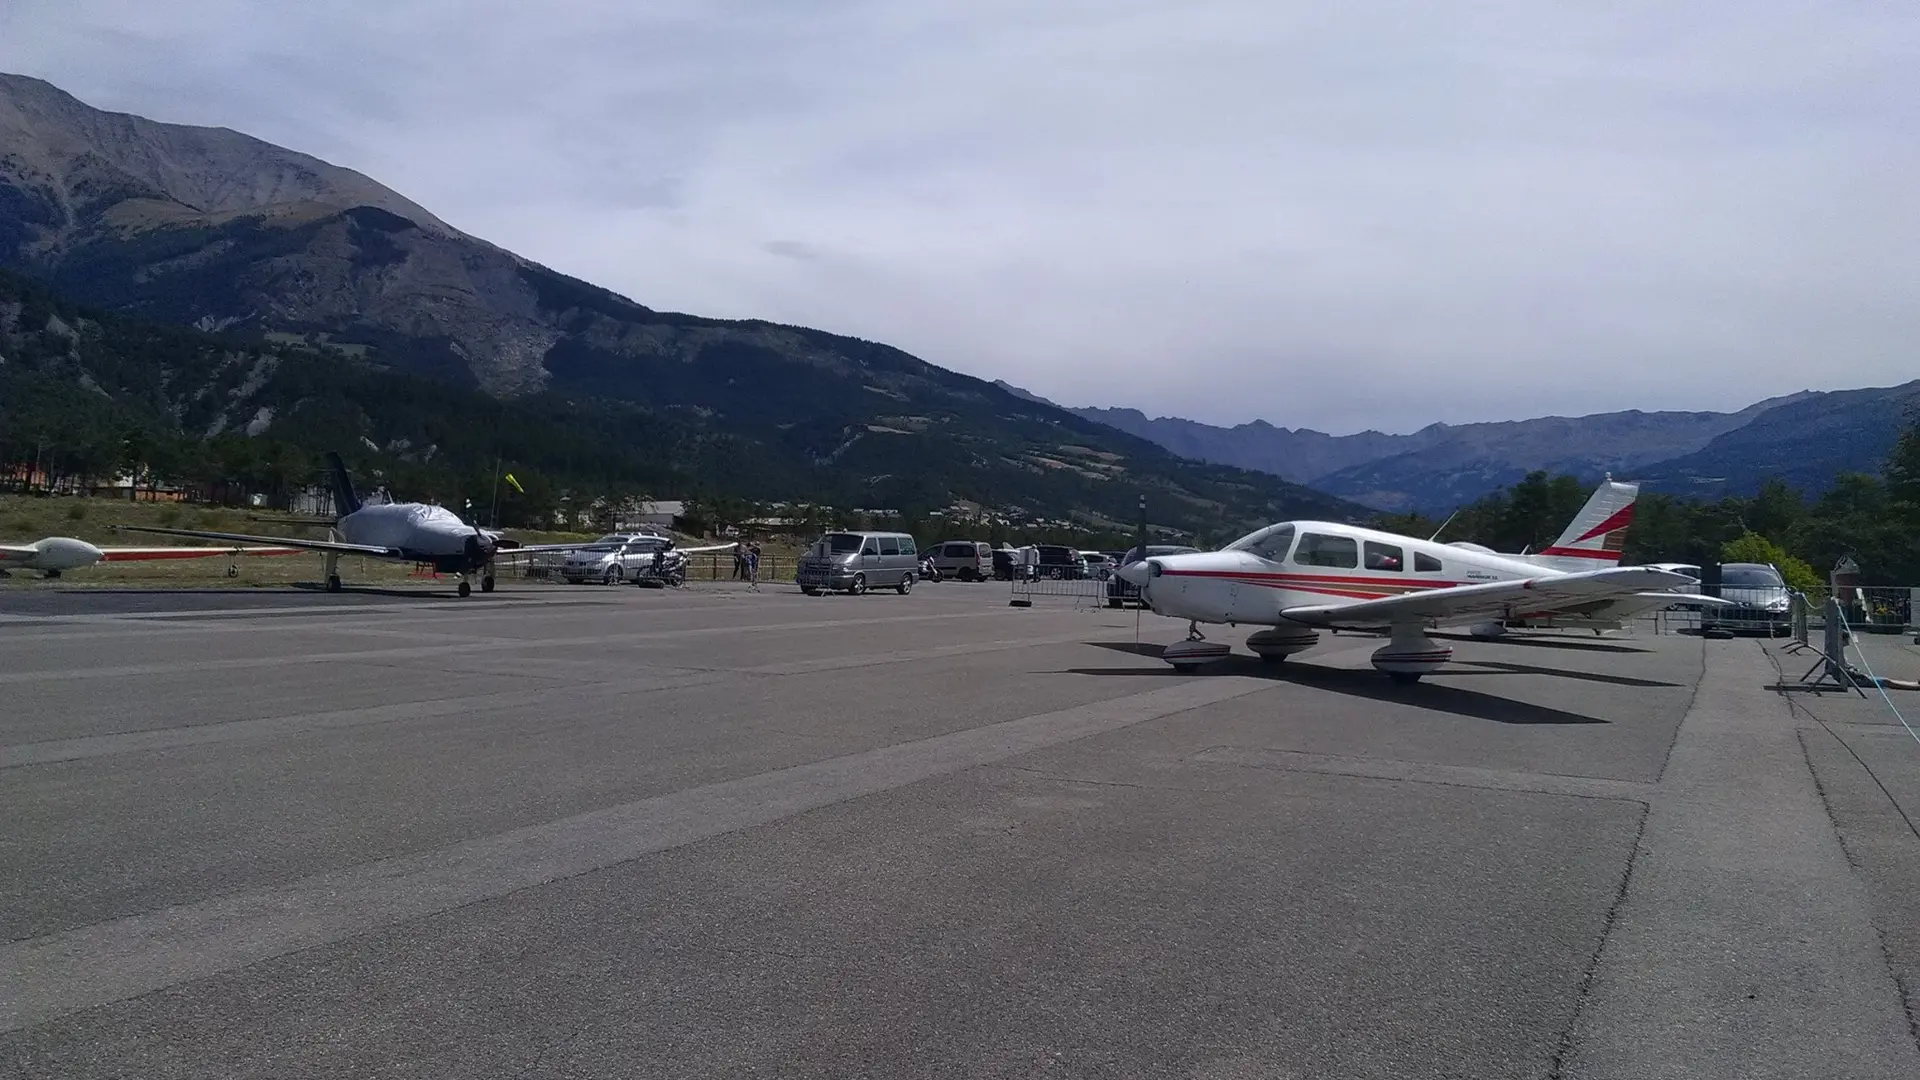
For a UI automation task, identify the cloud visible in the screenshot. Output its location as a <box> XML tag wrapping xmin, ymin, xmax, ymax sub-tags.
<box><xmin>3</xmin><ymin>0</ymin><xmax>1917</xmax><ymax>433</ymax></box>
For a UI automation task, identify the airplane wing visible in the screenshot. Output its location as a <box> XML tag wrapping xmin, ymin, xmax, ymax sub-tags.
<box><xmin>113</xmin><ymin>525</ymin><xmax>401</xmax><ymax>558</ymax></box>
<box><xmin>97</xmin><ymin>545</ymin><xmax>306</xmax><ymax>562</ymax></box>
<box><xmin>1545</xmin><ymin>590</ymin><xmax>1736</xmax><ymax>623</ymax></box>
<box><xmin>493</xmin><ymin>542</ymin><xmax>615</xmax><ymax>555</ymax></box>
<box><xmin>1280</xmin><ymin>567</ymin><xmax>1699</xmax><ymax>628</ymax></box>
<box><xmin>0</xmin><ymin>545</ymin><xmax>35</xmax><ymax>569</ymax></box>
<box><xmin>496</xmin><ymin>540</ymin><xmax>739</xmax><ymax>558</ymax></box>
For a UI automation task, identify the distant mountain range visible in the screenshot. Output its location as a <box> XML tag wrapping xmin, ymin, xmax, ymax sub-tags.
<box><xmin>0</xmin><ymin>73</ymin><xmax>1360</xmax><ymax>536</ymax></box>
<box><xmin>1051</xmin><ymin>385</ymin><xmax>1920</xmax><ymax>512</ymax></box>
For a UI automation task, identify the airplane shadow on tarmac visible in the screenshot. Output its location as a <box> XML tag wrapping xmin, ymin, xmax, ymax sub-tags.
<box><xmin>1065</xmin><ymin>643</ymin><xmax>1610</xmax><ymax>725</ymax></box>
<box><xmin>1429</xmin><ymin>632</ymin><xmax>1653</xmax><ymax>654</ymax></box>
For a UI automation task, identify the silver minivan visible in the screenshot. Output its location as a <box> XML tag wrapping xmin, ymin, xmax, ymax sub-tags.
<box><xmin>930</xmin><ymin>540</ymin><xmax>993</xmax><ymax>582</ymax></box>
<box><xmin>797</xmin><ymin>531</ymin><xmax>920</xmax><ymax>595</ymax></box>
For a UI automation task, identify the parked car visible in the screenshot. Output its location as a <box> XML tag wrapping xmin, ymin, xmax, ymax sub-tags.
<box><xmin>796</xmin><ymin>531</ymin><xmax>920</xmax><ymax>595</ymax></box>
<box><xmin>1648</xmin><ymin>562</ymin><xmax>1704</xmax><ymax>611</ymax></box>
<box><xmin>930</xmin><ymin>540</ymin><xmax>994</xmax><ymax>582</ymax></box>
<box><xmin>1035</xmin><ymin>544</ymin><xmax>1085</xmax><ymax>579</ymax></box>
<box><xmin>1079</xmin><ymin>551</ymin><xmax>1115</xmax><ymax>581</ymax></box>
<box><xmin>1702</xmin><ymin>562</ymin><xmax>1792</xmax><ymax>635</ymax></box>
<box><xmin>1106</xmin><ymin>544</ymin><xmax>1200</xmax><ymax>607</ymax></box>
<box><xmin>559</xmin><ymin>532</ymin><xmax>673</xmax><ymax>585</ymax></box>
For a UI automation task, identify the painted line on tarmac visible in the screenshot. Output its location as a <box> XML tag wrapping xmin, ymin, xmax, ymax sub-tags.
<box><xmin>0</xmin><ymin>674</ymin><xmax>1274</xmax><ymax>1033</ymax></box>
<box><xmin>0</xmin><ymin>608</ymin><xmax>1032</xmax><ymax>685</ymax></box>
<box><xmin>1192</xmin><ymin>747</ymin><xmax>1654</xmax><ymax>802</ymax></box>
<box><xmin>0</xmin><ymin>630</ymin><xmax>1109</xmax><ymax>768</ymax></box>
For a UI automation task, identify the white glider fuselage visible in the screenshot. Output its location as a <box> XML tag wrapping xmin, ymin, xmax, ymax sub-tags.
<box><xmin>1</xmin><ymin>537</ymin><xmax>106</xmax><ymax>572</ymax></box>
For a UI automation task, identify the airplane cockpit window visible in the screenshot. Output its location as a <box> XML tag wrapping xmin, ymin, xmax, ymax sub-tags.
<box><xmin>1363</xmin><ymin>541</ymin><xmax>1404</xmax><ymax>572</ymax></box>
<box><xmin>1228</xmin><ymin>524</ymin><xmax>1295</xmax><ymax>562</ymax></box>
<box><xmin>1414</xmin><ymin>551</ymin><xmax>1444</xmax><ymax>572</ymax></box>
<box><xmin>1293</xmin><ymin>533</ymin><xmax>1358</xmax><ymax>568</ymax></box>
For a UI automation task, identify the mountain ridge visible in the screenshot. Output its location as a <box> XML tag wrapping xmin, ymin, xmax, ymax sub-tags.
<box><xmin>1056</xmin><ymin>386</ymin><xmax>1906</xmax><ymax>511</ymax></box>
<box><xmin>0</xmin><ymin>74</ymin><xmax>1364</xmax><ymax>537</ymax></box>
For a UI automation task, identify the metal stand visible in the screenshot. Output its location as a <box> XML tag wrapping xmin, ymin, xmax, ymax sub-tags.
<box><xmin>1783</xmin><ymin>597</ymin><xmax>1868</xmax><ymax>696</ymax></box>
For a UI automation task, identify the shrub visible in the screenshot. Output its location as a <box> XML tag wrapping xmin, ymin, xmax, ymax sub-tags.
<box><xmin>64</xmin><ymin>502</ymin><xmax>87</xmax><ymax>522</ymax></box>
<box><xmin>1722</xmin><ymin>531</ymin><xmax>1821</xmax><ymax>592</ymax></box>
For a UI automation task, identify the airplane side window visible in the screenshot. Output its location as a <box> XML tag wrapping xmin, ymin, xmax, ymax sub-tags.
<box><xmin>1363</xmin><ymin>541</ymin><xmax>1404</xmax><ymax>572</ymax></box>
<box><xmin>879</xmin><ymin>538</ymin><xmax>901</xmax><ymax>557</ymax></box>
<box><xmin>1293</xmin><ymin>533</ymin><xmax>1358</xmax><ymax>569</ymax></box>
<box><xmin>1414</xmin><ymin>551</ymin><xmax>1443</xmax><ymax>573</ymax></box>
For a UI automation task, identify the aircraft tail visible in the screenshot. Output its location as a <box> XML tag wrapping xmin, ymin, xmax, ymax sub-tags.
<box><xmin>1519</xmin><ymin>479</ymin><xmax>1638</xmax><ymax>573</ymax></box>
<box><xmin>325</xmin><ymin>452</ymin><xmax>363</xmax><ymax>516</ymax></box>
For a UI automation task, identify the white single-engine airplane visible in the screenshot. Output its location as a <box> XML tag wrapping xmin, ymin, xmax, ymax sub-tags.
<box><xmin>115</xmin><ymin>452</ymin><xmax>512</xmax><ymax>597</ymax></box>
<box><xmin>1114</xmin><ymin>518</ymin><xmax>1696</xmax><ymax>682</ymax></box>
<box><xmin>1</xmin><ymin>536</ymin><xmax>301</xmax><ymax>578</ymax></box>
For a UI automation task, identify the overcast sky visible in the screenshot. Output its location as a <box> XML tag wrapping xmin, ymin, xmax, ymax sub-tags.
<box><xmin>4</xmin><ymin>0</ymin><xmax>1915</xmax><ymax>434</ymax></box>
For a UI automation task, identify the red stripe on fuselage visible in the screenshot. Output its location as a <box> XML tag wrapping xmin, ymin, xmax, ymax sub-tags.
<box><xmin>1159</xmin><ymin>569</ymin><xmax>1472</xmax><ymax>589</ymax></box>
<box><xmin>1536</xmin><ymin>547</ymin><xmax>1623</xmax><ymax>560</ymax></box>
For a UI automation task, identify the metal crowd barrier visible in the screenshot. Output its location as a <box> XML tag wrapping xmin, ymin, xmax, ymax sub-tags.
<box><xmin>1008</xmin><ymin>571</ymin><xmax>1109</xmax><ymax>609</ymax></box>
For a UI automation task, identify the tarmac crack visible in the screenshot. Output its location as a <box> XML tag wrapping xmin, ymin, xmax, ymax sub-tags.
<box><xmin>1547</xmin><ymin>802</ymin><xmax>1650</xmax><ymax>1080</ymax></box>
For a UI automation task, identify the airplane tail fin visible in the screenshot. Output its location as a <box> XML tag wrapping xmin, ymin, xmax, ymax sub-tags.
<box><xmin>1529</xmin><ymin>478</ymin><xmax>1638</xmax><ymax>571</ymax></box>
<box><xmin>325</xmin><ymin>452</ymin><xmax>363</xmax><ymax>516</ymax></box>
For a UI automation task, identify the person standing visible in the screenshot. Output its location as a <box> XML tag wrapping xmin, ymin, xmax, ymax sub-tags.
<box><xmin>745</xmin><ymin>542</ymin><xmax>761</xmax><ymax>591</ymax></box>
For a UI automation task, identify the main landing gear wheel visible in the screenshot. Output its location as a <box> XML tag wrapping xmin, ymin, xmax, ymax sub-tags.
<box><xmin>849</xmin><ymin>573</ymin><xmax>867</xmax><ymax>596</ymax></box>
<box><xmin>325</xmin><ymin>575</ymin><xmax>343</xmax><ymax>593</ymax></box>
<box><xmin>480</xmin><ymin>576</ymin><xmax>496</xmax><ymax>594</ymax></box>
<box><xmin>457</xmin><ymin>580</ymin><xmax>472</xmax><ymax>598</ymax></box>
<box><xmin>897</xmin><ymin>573</ymin><xmax>914</xmax><ymax>595</ymax></box>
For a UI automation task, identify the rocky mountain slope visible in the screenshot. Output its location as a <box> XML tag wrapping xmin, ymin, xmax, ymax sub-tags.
<box><xmin>1066</xmin><ymin>385</ymin><xmax>1914</xmax><ymax>512</ymax></box>
<box><xmin>0</xmin><ymin>75</ymin><xmax>1361</xmax><ymax>535</ymax></box>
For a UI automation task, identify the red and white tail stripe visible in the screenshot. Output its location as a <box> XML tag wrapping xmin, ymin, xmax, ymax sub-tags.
<box><xmin>1536</xmin><ymin>480</ymin><xmax>1638</xmax><ymax>566</ymax></box>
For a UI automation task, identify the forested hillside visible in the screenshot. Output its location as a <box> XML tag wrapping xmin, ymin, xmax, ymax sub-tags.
<box><xmin>0</xmin><ymin>270</ymin><xmax>1362</xmax><ymax>533</ymax></box>
<box><xmin>1372</xmin><ymin>427</ymin><xmax>1920</xmax><ymax>585</ymax></box>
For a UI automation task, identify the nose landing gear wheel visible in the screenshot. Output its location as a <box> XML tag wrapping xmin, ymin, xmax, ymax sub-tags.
<box><xmin>480</xmin><ymin>576</ymin><xmax>496</xmax><ymax>593</ymax></box>
<box><xmin>457</xmin><ymin>580</ymin><xmax>472</xmax><ymax>598</ymax></box>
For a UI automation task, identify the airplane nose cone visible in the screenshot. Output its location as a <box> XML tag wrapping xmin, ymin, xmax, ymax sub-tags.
<box><xmin>1117</xmin><ymin>559</ymin><xmax>1154</xmax><ymax>588</ymax></box>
